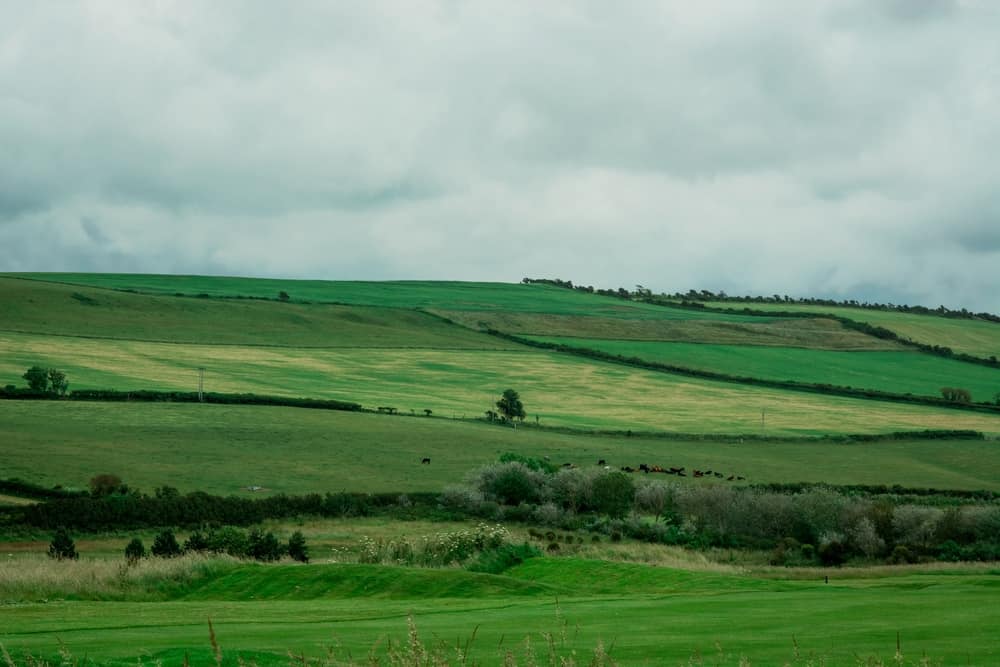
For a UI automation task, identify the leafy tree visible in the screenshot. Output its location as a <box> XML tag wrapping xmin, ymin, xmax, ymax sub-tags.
<box><xmin>288</xmin><ymin>531</ymin><xmax>309</xmax><ymax>563</ymax></box>
<box><xmin>124</xmin><ymin>538</ymin><xmax>146</xmax><ymax>564</ymax></box>
<box><xmin>591</xmin><ymin>472</ymin><xmax>636</xmax><ymax>519</ymax></box>
<box><xmin>278</xmin><ymin>291</ymin><xmax>290</xmax><ymax>302</ymax></box>
<box><xmin>151</xmin><ymin>529</ymin><xmax>182</xmax><ymax>558</ymax></box>
<box><xmin>184</xmin><ymin>531</ymin><xmax>209</xmax><ymax>553</ymax></box>
<box><xmin>248</xmin><ymin>528</ymin><xmax>283</xmax><ymax>561</ymax></box>
<box><xmin>89</xmin><ymin>473</ymin><xmax>124</xmax><ymax>497</ymax></box>
<box><xmin>496</xmin><ymin>389</ymin><xmax>525</xmax><ymax>423</ymax></box>
<box><xmin>47</xmin><ymin>368</ymin><xmax>68</xmax><ymax>395</ymax></box>
<box><xmin>48</xmin><ymin>528</ymin><xmax>78</xmax><ymax>560</ymax></box>
<box><xmin>23</xmin><ymin>366</ymin><xmax>49</xmax><ymax>392</ymax></box>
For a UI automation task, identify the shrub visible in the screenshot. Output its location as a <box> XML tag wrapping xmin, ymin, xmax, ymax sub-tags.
<box><xmin>818</xmin><ymin>533</ymin><xmax>850</xmax><ymax>566</ymax></box>
<box><xmin>151</xmin><ymin>529</ymin><xmax>182</xmax><ymax>558</ymax></box>
<box><xmin>124</xmin><ymin>538</ymin><xmax>146</xmax><ymax>564</ymax></box>
<box><xmin>591</xmin><ymin>472</ymin><xmax>635</xmax><ymax>519</ymax></box>
<box><xmin>89</xmin><ymin>473</ymin><xmax>124</xmax><ymax>497</ymax></box>
<box><xmin>475</xmin><ymin>462</ymin><xmax>545</xmax><ymax>506</ymax></box>
<box><xmin>184</xmin><ymin>531</ymin><xmax>209</xmax><ymax>553</ymax></box>
<box><xmin>889</xmin><ymin>545</ymin><xmax>915</xmax><ymax>564</ymax></box>
<box><xmin>48</xmin><ymin>528</ymin><xmax>78</xmax><ymax>560</ymax></box>
<box><xmin>248</xmin><ymin>528</ymin><xmax>284</xmax><ymax>562</ymax></box>
<box><xmin>288</xmin><ymin>531</ymin><xmax>309</xmax><ymax>563</ymax></box>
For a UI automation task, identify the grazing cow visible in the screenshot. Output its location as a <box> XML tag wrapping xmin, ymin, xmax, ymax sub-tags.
<box><xmin>621</xmin><ymin>466</ymin><xmax>635</xmax><ymax>473</ymax></box>
<box><xmin>704</xmin><ymin>470</ymin><xmax>713</xmax><ymax>475</ymax></box>
<box><xmin>651</xmin><ymin>465</ymin><xmax>664</xmax><ymax>473</ymax></box>
<box><xmin>421</xmin><ymin>457</ymin><xmax>431</xmax><ymax>464</ymax></box>
<box><xmin>597</xmin><ymin>459</ymin><xmax>606</xmax><ymax>466</ymax></box>
<box><xmin>714</xmin><ymin>472</ymin><xmax>724</xmax><ymax>479</ymax></box>
<box><xmin>639</xmin><ymin>463</ymin><xmax>650</xmax><ymax>473</ymax></box>
<box><xmin>693</xmin><ymin>471</ymin><xmax>704</xmax><ymax>478</ymax></box>
<box><xmin>727</xmin><ymin>475</ymin><xmax>735</xmax><ymax>481</ymax></box>
<box><xmin>677</xmin><ymin>471</ymin><xmax>687</xmax><ymax>477</ymax></box>
<box><xmin>737</xmin><ymin>476</ymin><xmax>746</xmax><ymax>481</ymax></box>
<box><xmin>669</xmin><ymin>467</ymin><xmax>684</xmax><ymax>474</ymax></box>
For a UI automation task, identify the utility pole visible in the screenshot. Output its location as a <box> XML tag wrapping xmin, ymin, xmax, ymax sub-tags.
<box><xmin>198</xmin><ymin>367</ymin><xmax>205</xmax><ymax>402</ymax></box>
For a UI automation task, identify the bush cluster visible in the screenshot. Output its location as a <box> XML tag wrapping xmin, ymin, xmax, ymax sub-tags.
<box><xmin>442</xmin><ymin>462</ymin><xmax>1000</xmax><ymax>565</ymax></box>
<box><xmin>121</xmin><ymin>527</ymin><xmax>308</xmax><ymax>563</ymax></box>
<box><xmin>357</xmin><ymin>523</ymin><xmax>511</xmax><ymax>567</ymax></box>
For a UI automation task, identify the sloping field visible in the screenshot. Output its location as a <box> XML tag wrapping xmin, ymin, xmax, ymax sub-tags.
<box><xmin>703</xmin><ymin>301</ymin><xmax>1000</xmax><ymax>359</ymax></box>
<box><xmin>2</xmin><ymin>402</ymin><xmax>999</xmax><ymax>494</ymax></box>
<box><xmin>4</xmin><ymin>331</ymin><xmax>1000</xmax><ymax>436</ymax></box>
<box><xmin>1</xmin><ymin>559</ymin><xmax>997</xmax><ymax>665</ymax></box>
<box><xmin>526</xmin><ymin>337</ymin><xmax>1000</xmax><ymax>402</ymax></box>
<box><xmin>6</xmin><ymin>273</ymin><xmax>676</xmax><ymax>317</ymax></box>
<box><xmin>0</xmin><ymin>277</ymin><xmax>515</xmax><ymax>349</ymax></box>
<box><xmin>438</xmin><ymin>309</ymin><xmax>900</xmax><ymax>350</ymax></box>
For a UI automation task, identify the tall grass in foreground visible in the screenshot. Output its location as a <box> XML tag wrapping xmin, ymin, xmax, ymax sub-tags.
<box><xmin>0</xmin><ymin>616</ymin><xmax>945</xmax><ymax>666</ymax></box>
<box><xmin>0</xmin><ymin>553</ymin><xmax>236</xmax><ymax>601</ymax></box>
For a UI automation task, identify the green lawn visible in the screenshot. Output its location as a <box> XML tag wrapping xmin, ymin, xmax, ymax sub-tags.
<box><xmin>2</xmin><ymin>401</ymin><xmax>999</xmax><ymax>494</ymax></box>
<box><xmin>526</xmin><ymin>337</ymin><xmax>1000</xmax><ymax>402</ymax></box>
<box><xmin>1</xmin><ymin>558</ymin><xmax>997</xmax><ymax>665</ymax></box>
<box><xmin>703</xmin><ymin>301</ymin><xmax>1000</xmax><ymax>359</ymax></box>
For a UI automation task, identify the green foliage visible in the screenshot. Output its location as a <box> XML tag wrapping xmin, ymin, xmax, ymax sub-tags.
<box><xmin>124</xmin><ymin>537</ymin><xmax>146</xmax><ymax>563</ymax></box>
<box><xmin>287</xmin><ymin>531</ymin><xmax>309</xmax><ymax>563</ymax></box>
<box><xmin>498</xmin><ymin>451</ymin><xmax>558</xmax><ymax>473</ymax></box>
<box><xmin>478</xmin><ymin>462</ymin><xmax>542</xmax><ymax>506</ymax></box>
<box><xmin>89</xmin><ymin>473</ymin><xmax>124</xmax><ymax>497</ymax></box>
<box><xmin>47</xmin><ymin>368</ymin><xmax>68</xmax><ymax>395</ymax></box>
<box><xmin>47</xmin><ymin>527</ymin><xmax>78</xmax><ymax>560</ymax></box>
<box><xmin>591</xmin><ymin>472</ymin><xmax>635</xmax><ymax>518</ymax></box>
<box><xmin>248</xmin><ymin>528</ymin><xmax>283</xmax><ymax>562</ymax></box>
<box><xmin>151</xmin><ymin>529</ymin><xmax>182</xmax><ymax>558</ymax></box>
<box><xmin>940</xmin><ymin>386</ymin><xmax>972</xmax><ymax>403</ymax></box>
<box><xmin>495</xmin><ymin>388</ymin><xmax>526</xmax><ymax>422</ymax></box>
<box><xmin>22</xmin><ymin>365</ymin><xmax>49</xmax><ymax>392</ymax></box>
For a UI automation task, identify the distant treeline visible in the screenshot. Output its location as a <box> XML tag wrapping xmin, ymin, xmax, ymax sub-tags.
<box><xmin>0</xmin><ymin>478</ymin><xmax>86</xmax><ymax>501</ymax></box>
<box><xmin>487</xmin><ymin>329</ymin><xmax>1000</xmax><ymax>412</ymax></box>
<box><xmin>0</xmin><ymin>387</ymin><xmax>362</xmax><ymax>412</ymax></box>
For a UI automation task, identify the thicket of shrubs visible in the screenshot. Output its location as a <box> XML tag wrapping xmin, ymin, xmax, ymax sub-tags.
<box><xmin>440</xmin><ymin>461</ymin><xmax>1000</xmax><ymax>565</ymax></box>
<box><xmin>122</xmin><ymin>527</ymin><xmax>308</xmax><ymax>563</ymax></box>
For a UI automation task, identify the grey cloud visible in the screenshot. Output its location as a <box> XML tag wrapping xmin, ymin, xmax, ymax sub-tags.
<box><xmin>1</xmin><ymin>1</ymin><xmax>999</xmax><ymax>312</ymax></box>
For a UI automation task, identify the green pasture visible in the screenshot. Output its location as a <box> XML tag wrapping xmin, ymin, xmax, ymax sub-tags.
<box><xmin>526</xmin><ymin>337</ymin><xmax>1000</xmax><ymax>402</ymax></box>
<box><xmin>0</xmin><ymin>277</ymin><xmax>515</xmax><ymax>349</ymax></box>
<box><xmin>2</xmin><ymin>401</ymin><xmax>999</xmax><ymax>494</ymax></box>
<box><xmin>5</xmin><ymin>273</ymin><xmax>763</xmax><ymax>321</ymax></box>
<box><xmin>5</xmin><ymin>331</ymin><xmax>1000</xmax><ymax>436</ymax></box>
<box><xmin>703</xmin><ymin>301</ymin><xmax>1000</xmax><ymax>359</ymax></box>
<box><xmin>439</xmin><ymin>309</ymin><xmax>899</xmax><ymax>350</ymax></box>
<box><xmin>1</xmin><ymin>558</ymin><xmax>997</xmax><ymax>665</ymax></box>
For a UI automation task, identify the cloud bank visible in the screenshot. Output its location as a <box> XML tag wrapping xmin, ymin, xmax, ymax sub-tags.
<box><xmin>2</xmin><ymin>1</ymin><xmax>999</xmax><ymax>310</ymax></box>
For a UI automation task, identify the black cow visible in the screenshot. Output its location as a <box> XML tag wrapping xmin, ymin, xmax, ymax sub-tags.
<box><xmin>421</xmin><ymin>457</ymin><xmax>431</xmax><ymax>464</ymax></box>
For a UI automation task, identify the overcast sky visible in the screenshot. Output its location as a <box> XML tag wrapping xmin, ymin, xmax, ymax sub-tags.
<box><xmin>2</xmin><ymin>1</ymin><xmax>999</xmax><ymax>311</ymax></box>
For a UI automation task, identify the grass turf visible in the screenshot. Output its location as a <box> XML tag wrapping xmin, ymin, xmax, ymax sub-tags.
<box><xmin>1</xmin><ymin>559</ymin><xmax>997</xmax><ymax>665</ymax></box>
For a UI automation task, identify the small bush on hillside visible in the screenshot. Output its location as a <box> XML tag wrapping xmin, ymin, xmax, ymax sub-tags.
<box><xmin>475</xmin><ymin>462</ymin><xmax>546</xmax><ymax>506</ymax></box>
<box><xmin>466</xmin><ymin>542</ymin><xmax>541</xmax><ymax>574</ymax></box>
<box><xmin>591</xmin><ymin>472</ymin><xmax>635</xmax><ymax>519</ymax></box>
<box><xmin>184</xmin><ymin>531</ymin><xmax>210</xmax><ymax>553</ymax></box>
<box><xmin>151</xmin><ymin>529</ymin><xmax>182</xmax><ymax>558</ymax></box>
<box><xmin>48</xmin><ymin>528</ymin><xmax>78</xmax><ymax>560</ymax></box>
<box><xmin>248</xmin><ymin>528</ymin><xmax>284</xmax><ymax>562</ymax></box>
<box><xmin>124</xmin><ymin>538</ymin><xmax>146</xmax><ymax>564</ymax></box>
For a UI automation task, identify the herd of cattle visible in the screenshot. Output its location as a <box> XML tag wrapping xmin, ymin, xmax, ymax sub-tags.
<box><xmin>589</xmin><ymin>459</ymin><xmax>745</xmax><ymax>481</ymax></box>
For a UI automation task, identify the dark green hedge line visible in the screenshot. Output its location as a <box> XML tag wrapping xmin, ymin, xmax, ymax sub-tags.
<box><xmin>0</xmin><ymin>491</ymin><xmax>442</xmax><ymax>532</ymax></box>
<box><xmin>0</xmin><ymin>478</ymin><xmax>86</xmax><ymax>501</ymax></box>
<box><xmin>487</xmin><ymin>329</ymin><xmax>1000</xmax><ymax>414</ymax></box>
<box><xmin>0</xmin><ymin>387</ymin><xmax>362</xmax><ymax>412</ymax></box>
<box><xmin>749</xmin><ymin>482</ymin><xmax>996</xmax><ymax>501</ymax></box>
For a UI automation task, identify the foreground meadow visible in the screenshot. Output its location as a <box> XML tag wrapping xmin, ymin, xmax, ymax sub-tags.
<box><xmin>1</xmin><ymin>551</ymin><xmax>998</xmax><ymax>666</ymax></box>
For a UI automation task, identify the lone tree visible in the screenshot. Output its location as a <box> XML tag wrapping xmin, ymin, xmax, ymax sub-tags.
<box><xmin>496</xmin><ymin>389</ymin><xmax>526</xmax><ymax>423</ymax></box>
<box><xmin>22</xmin><ymin>366</ymin><xmax>49</xmax><ymax>392</ymax></box>
<box><xmin>151</xmin><ymin>529</ymin><xmax>182</xmax><ymax>558</ymax></box>
<box><xmin>288</xmin><ymin>531</ymin><xmax>309</xmax><ymax>563</ymax></box>
<box><xmin>124</xmin><ymin>538</ymin><xmax>146</xmax><ymax>564</ymax></box>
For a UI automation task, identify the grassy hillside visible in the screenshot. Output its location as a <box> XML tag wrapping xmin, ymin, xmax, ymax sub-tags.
<box><xmin>440</xmin><ymin>309</ymin><xmax>900</xmax><ymax>350</ymax></box>
<box><xmin>3</xmin><ymin>402</ymin><xmax>999</xmax><ymax>493</ymax></box>
<box><xmin>527</xmin><ymin>336</ymin><xmax>1000</xmax><ymax>402</ymax></box>
<box><xmin>703</xmin><ymin>301</ymin><xmax>1000</xmax><ymax>359</ymax></box>
<box><xmin>1</xmin><ymin>558</ymin><xmax>997</xmax><ymax>665</ymax></box>
<box><xmin>5</xmin><ymin>331</ymin><xmax>1000</xmax><ymax>436</ymax></box>
<box><xmin>0</xmin><ymin>277</ymin><xmax>516</xmax><ymax>349</ymax></box>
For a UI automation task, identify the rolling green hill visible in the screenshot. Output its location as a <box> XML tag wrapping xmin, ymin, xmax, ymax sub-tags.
<box><xmin>525</xmin><ymin>336</ymin><xmax>1000</xmax><ymax>402</ymax></box>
